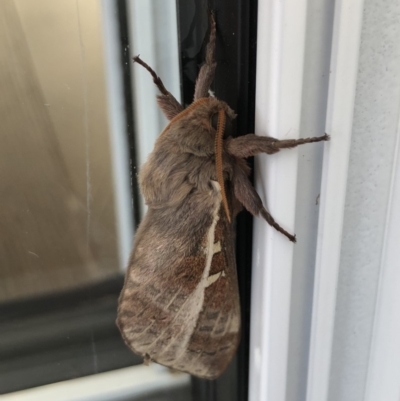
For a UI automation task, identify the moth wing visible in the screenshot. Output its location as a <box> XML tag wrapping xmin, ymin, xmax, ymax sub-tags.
<box><xmin>173</xmin><ymin>210</ymin><xmax>240</xmax><ymax>379</ymax></box>
<box><xmin>117</xmin><ymin>189</ymin><xmax>240</xmax><ymax>380</ymax></box>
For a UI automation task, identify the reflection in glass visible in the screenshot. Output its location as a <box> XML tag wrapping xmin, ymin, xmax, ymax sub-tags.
<box><xmin>0</xmin><ymin>0</ymin><xmax>191</xmax><ymax>399</ymax></box>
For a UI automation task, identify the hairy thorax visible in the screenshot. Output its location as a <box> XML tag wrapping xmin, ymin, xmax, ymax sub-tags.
<box><xmin>139</xmin><ymin>98</ymin><xmax>236</xmax><ymax>209</ymax></box>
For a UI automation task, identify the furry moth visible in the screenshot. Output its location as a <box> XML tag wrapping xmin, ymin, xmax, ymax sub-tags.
<box><xmin>117</xmin><ymin>15</ymin><xmax>329</xmax><ymax>380</ymax></box>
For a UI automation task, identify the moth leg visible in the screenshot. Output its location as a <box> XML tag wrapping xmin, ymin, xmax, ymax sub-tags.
<box><xmin>133</xmin><ymin>56</ymin><xmax>183</xmax><ymax>120</ymax></box>
<box><xmin>226</xmin><ymin>133</ymin><xmax>330</xmax><ymax>158</ymax></box>
<box><xmin>194</xmin><ymin>13</ymin><xmax>217</xmax><ymax>100</ymax></box>
<box><xmin>271</xmin><ymin>133</ymin><xmax>330</xmax><ymax>150</ymax></box>
<box><xmin>233</xmin><ymin>165</ymin><xmax>296</xmax><ymax>242</ymax></box>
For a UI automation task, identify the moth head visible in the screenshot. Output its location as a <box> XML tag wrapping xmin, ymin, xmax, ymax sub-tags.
<box><xmin>209</xmin><ymin>102</ymin><xmax>237</xmax><ymax>138</ymax></box>
<box><xmin>211</xmin><ymin>112</ymin><xmax>233</xmax><ymax>138</ymax></box>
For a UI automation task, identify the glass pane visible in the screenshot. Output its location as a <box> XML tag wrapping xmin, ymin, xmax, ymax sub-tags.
<box><xmin>0</xmin><ymin>0</ymin><xmax>191</xmax><ymax>399</ymax></box>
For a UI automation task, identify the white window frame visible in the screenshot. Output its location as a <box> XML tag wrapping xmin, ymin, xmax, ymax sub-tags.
<box><xmin>250</xmin><ymin>1</ymin><xmax>400</xmax><ymax>401</ymax></box>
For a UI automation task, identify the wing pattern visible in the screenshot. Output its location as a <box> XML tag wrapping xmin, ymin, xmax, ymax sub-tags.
<box><xmin>117</xmin><ymin>183</ymin><xmax>240</xmax><ymax>379</ymax></box>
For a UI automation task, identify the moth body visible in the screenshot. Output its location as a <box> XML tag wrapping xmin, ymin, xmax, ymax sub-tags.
<box><xmin>117</xmin><ymin>14</ymin><xmax>329</xmax><ymax>380</ymax></box>
<box><xmin>118</xmin><ymin>97</ymin><xmax>242</xmax><ymax>379</ymax></box>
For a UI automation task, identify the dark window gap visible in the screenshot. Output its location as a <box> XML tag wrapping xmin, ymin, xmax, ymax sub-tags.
<box><xmin>177</xmin><ymin>0</ymin><xmax>258</xmax><ymax>400</ymax></box>
<box><xmin>117</xmin><ymin>0</ymin><xmax>141</xmax><ymax>226</ymax></box>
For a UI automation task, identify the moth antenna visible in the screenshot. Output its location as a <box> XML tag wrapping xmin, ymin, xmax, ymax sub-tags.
<box><xmin>133</xmin><ymin>55</ymin><xmax>169</xmax><ymax>96</ymax></box>
<box><xmin>215</xmin><ymin>109</ymin><xmax>231</xmax><ymax>222</ymax></box>
<box><xmin>205</xmin><ymin>12</ymin><xmax>217</xmax><ymax>67</ymax></box>
<box><xmin>133</xmin><ymin>56</ymin><xmax>183</xmax><ymax>119</ymax></box>
<box><xmin>194</xmin><ymin>12</ymin><xmax>217</xmax><ymax>100</ymax></box>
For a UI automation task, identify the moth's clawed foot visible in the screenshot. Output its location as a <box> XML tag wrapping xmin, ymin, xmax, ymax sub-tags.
<box><xmin>322</xmin><ymin>133</ymin><xmax>330</xmax><ymax>141</ymax></box>
<box><xmin>260</xmin><ymin>208</ymin><xmax>296</xmax><ymax>243</ymax></box>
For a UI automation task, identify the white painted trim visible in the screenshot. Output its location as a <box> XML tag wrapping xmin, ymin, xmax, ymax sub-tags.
<box><xmin>363</xmin><ymin>112</ymin><xmax>400</xmax><ymax>401</ymax></box>
<box><xmin>249</xmin><ymin>0</ymin><xmax>309</xmax><ymax>400</ymax></box>
<box><xmin>101</xmin><ymin>0</ymin><xmax>134</xmax><ymax>270</ymax></box>
<box><xmin>126</xmin><ymin>0</ymin><xmax>181</xmax><ymax>216</ymax></box>
<box><xmin>2</xmin><ymin>365</ymin><xmax>189</xmax><ymax>401</ymax></box>
<box><xmin>100</xmin><ymin>0</ymin><xmax>181</xmax><ymax>268</ymax></box>
<box><xmin>127</xmin><ymin>0</ymin><xmax>161</xmax><ymax>170</ymax></box>
<box><xmin>305</xmin><ymin>1</ymin><xmax>365</xmax><ymax>401</ymax></box>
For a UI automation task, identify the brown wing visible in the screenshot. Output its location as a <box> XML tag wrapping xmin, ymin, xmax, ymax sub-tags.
<box><xmin>171</xmin><ymin>208</ymin><xmax>241</xmax><ymax>379</ymax></box>
<box><xmin>117</xmin><ymin>184</ymin><xmax>240</xmax><ymax>380</ymax></box>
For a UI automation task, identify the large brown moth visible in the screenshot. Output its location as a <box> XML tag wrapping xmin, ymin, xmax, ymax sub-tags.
<box><xmin>117</xmin><ymin>15</ymin><xmax>329</xmax><ymax>380</ymax></box>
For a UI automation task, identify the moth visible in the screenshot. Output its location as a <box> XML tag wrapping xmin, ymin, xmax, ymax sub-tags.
<box><xmin>117</xmin><ymin>15</ymin><xmax>329</xmax><ymax>380</ymax></box>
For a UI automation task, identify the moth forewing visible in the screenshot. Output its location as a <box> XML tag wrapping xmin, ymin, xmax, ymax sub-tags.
<box><xmin>117</xmin><ymin>175</ymin><xmax>240</xmax><ymax>379</ymax></box>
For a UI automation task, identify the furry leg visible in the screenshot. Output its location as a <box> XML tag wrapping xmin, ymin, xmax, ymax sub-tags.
<box><xmin>232</xmin><ymin>165</ymin><xmax>296</xmax><ymax>242</ymax></box>
<box><xmin>226</xmin><ymin>133</ymin><xmax>329</xmax><ymax>158</ymax></box>
<box><xmin>133</xmin><ymin>56</ymin><xmax>183</xmax><ymax>120</ymax></box>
